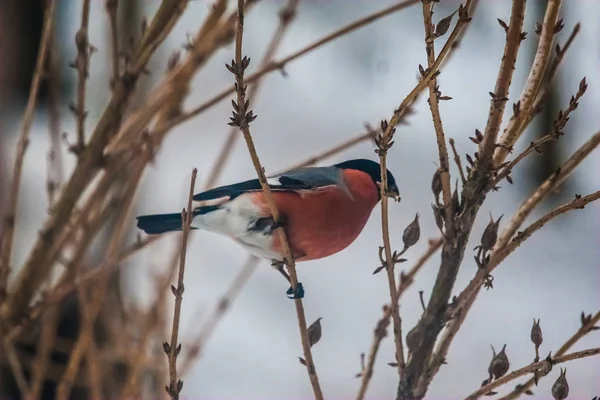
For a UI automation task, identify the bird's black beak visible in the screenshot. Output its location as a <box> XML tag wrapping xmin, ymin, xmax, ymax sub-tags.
<box><xmin>387</xmin><ymin>185</ymin><xmax>401</xmax><ymax>202</ymax></box>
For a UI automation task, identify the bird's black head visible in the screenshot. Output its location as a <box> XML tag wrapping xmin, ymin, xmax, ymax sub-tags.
<box><xmin>334</xmin><ymin>158</ymin><xmax>400</xmax><ymax>201</ymax></box>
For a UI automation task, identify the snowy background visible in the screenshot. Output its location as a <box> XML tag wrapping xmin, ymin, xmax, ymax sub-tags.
<box><xmin>1</xmin><ymin>0</ymin><xmax>599</xmax><ymax>398</ymax></box>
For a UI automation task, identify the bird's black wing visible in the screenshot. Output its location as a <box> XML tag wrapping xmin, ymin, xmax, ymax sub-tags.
<box><xmin>193</xmin><ymin>166</ymin><xmax>343</xmax><ymax>201</ymax></box>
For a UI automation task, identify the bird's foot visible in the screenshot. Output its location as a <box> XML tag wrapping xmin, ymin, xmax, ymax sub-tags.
<box><xmin>269</xmin><ymin>215</ymin><xmax>287</xmax><ymax>233</ymax></box>
<box><xmin>286</xmin><ymin>282</ymin><xmax>305</xmax><ymax>299</ymax></box>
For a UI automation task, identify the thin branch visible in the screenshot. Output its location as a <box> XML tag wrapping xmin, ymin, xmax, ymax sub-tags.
<box><xmin>2</xmin><ymin>336</ymin><xmax>30</xmax><ymax>397</ymax></box>
<box><xmin>230</xmin><ymin>1</ymin><xmax>323</xmax><ymax>398</ymax></box>
<box><xmin>356</xmin><ymin>237</ymin><xmax>443</xmax><ymax>400</ymax></box>
<box><xmin>449</xmin><ymin>138</ymin><xmax>466</xmax><ymax>185</ymax></box>
<box><xmin>499</xmin><ymin>311</ymin><xmax>600</xmax><ymax>400</ymax></box>
<box><xmin>478</xmin><ymin>0</ymin><xmax>526</xmax><ymax>163</ymax></box>
<box><xmin>377</xmin><ymin>134</ymin><xmax>405</xmax><ymax>375</ymax></box>
<box><xmin>106</xmin><ymin>0</ymin><xmax>120</xmax><ymax>88</ymax></box>
<box><xmin>523</xmin><ymin>23</ymin><xmax>580</xmax><ymax>129</ymax></box>
<box><xmin>29</xmin><ymin>306</ymin><xmax>61</xmax><ymax>399</ymax></box>
<box><xmin>494</xmin><ymin>76</ymin><xmax>588</xmax><ymax>187</ymax></box>
<box><xmin>494</xmin><ymin>0</ymin><xmax>563</xmax><ymax>165</ymax></box>
<box><xmin>165</xmin><ymin>168</ymin><xmax>197</xmax><ymax>400</ymax></box>
<box><xmin>422</xmin><ymin>0</ymin><xmax>452</xmax><ymax>224</ymax></box>
<box><xmin>0</xmin><ymin>0</ymin><xmax>56</xmax><ymax>304</ymax></box>
<box><xmin>46</xmin><ymin>39</ymin><xmax>65</xmax><ymax>207</ymax></box>
<box><xmin>72</xmin><ymin>0</ymin><xmax>92</xmax><ymax>153</ymax></box>
<box><xmin>466</xmin><ymin>347</ymin><xmax>600</xmax><ymax>400</ymax></box>
<box><xmin>203</xmin><ymin>0</ymin><xmax>300</xmax><ymax>190</ymax></box>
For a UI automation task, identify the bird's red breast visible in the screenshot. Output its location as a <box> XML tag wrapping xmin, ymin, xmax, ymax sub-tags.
<box><xmin>249</xmin><ymin>169</ymin><xmax>380</xmax><ymax>261</ymax></box>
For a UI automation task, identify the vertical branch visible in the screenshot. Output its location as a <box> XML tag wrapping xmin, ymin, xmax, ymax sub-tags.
<box><xmin>478</xmin><ymin>0</ymin><xmax>527</xmax><ymax>163</ymax></box>
<box><xmin>204</xmin><ymin>0</ymin><xmax>300</xmax><ymax>190</ymax></box>
<box><xmin>72</xmin><ymin>0</ymin><xmax>92</xmax><ymax>153</ymax></box>
<box><xmin>422</xmin><ymin>0</ymin><xmax>452</xmax><ymax>221</ymax></box>
<box><xmin>0</xmin><ymin>0</ymin><xmax>55</xmax><ymax>303</ymax></box>
<box><xmin>106</xmin><ymin>0</ymin><xmax>120</xmax><ymax>88</ymax></box>
<box><xmin>165</xmin><ymin>168</ymin><xmax>197</xmax><ymax>400</ymax></box>
<box><xmin>46</xmin><ymin>36</ymin><xmax>64</xmax><ymax>207</ymax></box>
<box><xmin>376</xmin><ymin>121</ymin><xmax>405</xmax><ymax>375</ymax></box>
<box><xmin>494</xmin><ymin>0</ymin><xmax>562</xmax><ymax>165</ymax></box>
<box><xmin>228</xmin><ymin>1</ymin><xmax>323</xmax><ymax>398</ymax></box>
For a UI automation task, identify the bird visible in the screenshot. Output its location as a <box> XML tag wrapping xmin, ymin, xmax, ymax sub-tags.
<box><xmin>136</xmin><ymin>158</ymin><xmax>400</xmax><ymax>298</ymax></box>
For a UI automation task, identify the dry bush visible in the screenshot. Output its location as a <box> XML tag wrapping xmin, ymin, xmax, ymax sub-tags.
<box><xmin>0</xmin><ymin>0</ymin><xmax>598</xmax><ymax>399</ymax></box>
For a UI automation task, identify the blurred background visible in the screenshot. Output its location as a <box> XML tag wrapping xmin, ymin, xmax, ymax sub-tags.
<box><xmin>0</xmin><ymin>0</ymin><xmax>598</xmax><ymax>398</ymax></box>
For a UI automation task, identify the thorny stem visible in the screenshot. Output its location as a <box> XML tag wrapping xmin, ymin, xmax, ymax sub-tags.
<box><xmin>231</xmin><ymin>1</ymin><xmax>323</xmax><ymax>398</ymax></box>
<box><xmin>499</xmin><ymin>311</ymin><xmax>600</xmax><ymax>400</ymax></box>
<box><xmin>449</xmin><ymin>139</ymin><xmax>466</xmax><ymax>185</ymax></box>
<box><xmin>422</xmin><ymin>0</ymin><xmax>452</xmax><ymax>225</ymax></box>
<box><xmin>165</xmin><ymin>169</ymin><xmax>197</xmax><ymax>400</ymax></box>
<box><xmin>356</xmin><ymin>237</ymin><xmax>443</xmax><ymax>400</ymax></box>
<box><xmin>203</xmin><ymin>0</ymin><xmax>300</xmax><ymax>190</ymax></box>
<box><xmin>494</xmin><ymin>0</ymin><xmax>563</xmax><ymax>165</ymax></box>
<box><xmin>73</xmin><ymin>0</ymin><xmax>92</xmax><ymax>153</ymax></box>
<box><xmin>0</xmin><ymin>0</ymin><xmax>56</xmax><ymax>304</ymax></box>
<box><xmin>523</xmin><ymin>23</ymin><xmax>580</xmax><ymax>129</ymax></box>
<box><xmin>378</xmin><ymin>146</ymin><xmax>405</xmax><ymax>376</ymax></box>
<box><xmin>478</xmin><ymin>0</ymin><xmax>526</xmax><ymax>164</ymax></box>
<box><xmin>466</xmin><ymin>347</ymin><xmax>600</xmax><ymax>400</ymax></box>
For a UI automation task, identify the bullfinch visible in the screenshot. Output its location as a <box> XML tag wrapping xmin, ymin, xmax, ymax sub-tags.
<box><xmin>136</xmin><ymin>158</ymin><xmax>400</xmax><ymax>298</ymax></box>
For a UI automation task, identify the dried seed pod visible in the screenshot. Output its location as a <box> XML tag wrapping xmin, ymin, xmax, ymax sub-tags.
<box><xmin>551</xmin><ymin>368</ymin><xmax>569</xmax><ymax>400</ymax></box>
<box><xmin>488</xmin><ymin>344</ymin><xmax>509</xmax><ymax>379</ymax></box>
<box><xmin>308</xmin><ymin>317</ymin><xmax>323</xmax><ymax>348</ymax></box>
<box><xmin>432</xmin><ymin>169</ymin><xmax>442</xmax><ymax>200</ymax></box>
<box><xmin>403</xmin><ymin>213</ymin><xmax>421</xmax><ymax>249</ymax></box>
<box><xmin>531</xmin><ymin>318</ymin><xmax>543</xmax><ymax>347</ymax></box>
<box><xmin>538</xmin><ymin>352</ymin><xmax>553</xmax><ymax>378</ymax></box>
<box><xmin>481</xmin><ymin>214</ymin><xmax>503</xmax><ymax>251</ymax></box>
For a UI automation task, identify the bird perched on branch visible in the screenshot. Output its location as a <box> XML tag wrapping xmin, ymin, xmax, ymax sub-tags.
<box><xmin>137</xmin><ymin>158</ymin><xmax>400</xmax><ymax>298</ymax></box>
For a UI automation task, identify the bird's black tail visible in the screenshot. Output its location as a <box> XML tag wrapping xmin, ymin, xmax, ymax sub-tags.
<box><xmin>136</xmin><ymin>205</ymin><xmax>220</xmax><ymax>234</ymax></box>
<box><xmin>136</xmin><ymin>213</ymin><xmax>186</xmax><ymax>234</ymax></box>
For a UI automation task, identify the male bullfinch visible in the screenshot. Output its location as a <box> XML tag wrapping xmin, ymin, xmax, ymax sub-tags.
<box><xmin>136</xmin><ymin>158</ymin><xmax>400</xmax><ymax>298</ymax></box>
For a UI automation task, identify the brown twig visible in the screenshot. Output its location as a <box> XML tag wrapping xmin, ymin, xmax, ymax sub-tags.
<box><xmin>71</xmin><ymin>0</ymin><xmax>92</xmax><ymax>153</ymax></box>
<box><xmin>466</xmin><ymin>347</ymin><xmax>600</xmax><ymax>399</ymax></box>
<box><xmin>494</xmin><ymin>0</ymin><xmax>563</xmax><ymax>165</ymax></box>
<box><xmin>165</xmin><ymin>168</ymin><xmax>197</xmax><ymax>400</ymax></box>
<box><xmin>46</xmin><ymin>39</ymin><xmax>64</xmax><ymax>207</ymax></box>
<box><xmin>29</xmin><ymin>306</ymin><xmax>61</xmax><ymax>400</ymax></box>
<box><xmin>0</xmin><ymin>0</ymin><xmax>56</xmax><ymax>304</ymax></box>
<box><xmin>377</xmin><ymin>129</ymin><xmax>405</xmax><ymax>375</ymax></box>
<box><xmin>449</xmin><ymin>139</ymin><xmax>466</xmax><ymax>185</ymax></box>
<box><xmin>499</xmin><ymin>311</ymin><xmax>600</xmax><ymax>400</ymax></box>
<box><xmin>523</xmin><ymin>23</ymin><xmax>580</xmax><ymax>129</ymax></box>
<box><xmin>493</xmin><ymin>76</ymin><xmax>588</xmax><ymax>187</ymax></box>
<box><xmin>203</xmin><ymin>0</ymin><xmax>299</xmax><ymax>190</ymax></box>
<box><xmin>229</xmin><ymin>1</ymin><xmax>323</xmax><ymax>398</ymax></box>
<box><xmin>356</xmin><ymin>237</ymin><xmax>443</xmax><ymax>400</ymax></box>
<box><xmin>2</xmin><ymin>336</ymin><xmax>30</xmax><ymax>397</ymax></box>
<box><xmin>422</xmin><ymin>0</ymin><xmax>453</xmax><ymax>223</ymax></box>
<box><xmin>477</xmin><ymin>0</ymin><xmax>526</xmax><ymax>163</ymax></box>
<box><xmin>106</xmin><ymin>0</ymin><xmax>120</xmax><ymax>88</ymax></box>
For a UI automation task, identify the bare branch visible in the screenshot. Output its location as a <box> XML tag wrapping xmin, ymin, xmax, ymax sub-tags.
<box><xmin>0</xmin><ymin>0</ymin><xmax>56</xmax><ymax>304</ymax></box>
<box><xmin>165</xmin><ymin>169</ymin><xmax>197</xmax><ymax>400</ymax></box>
<box><xmin>229</xmin><ymin>1</ymin><xmax>323</xmax><ymax>398</ymax></box>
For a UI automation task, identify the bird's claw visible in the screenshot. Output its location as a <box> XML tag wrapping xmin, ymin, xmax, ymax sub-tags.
<box><xmin>286</xmin><ymin>282</ymin><xmax>304</xmax><ymax>299</ymax></box>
